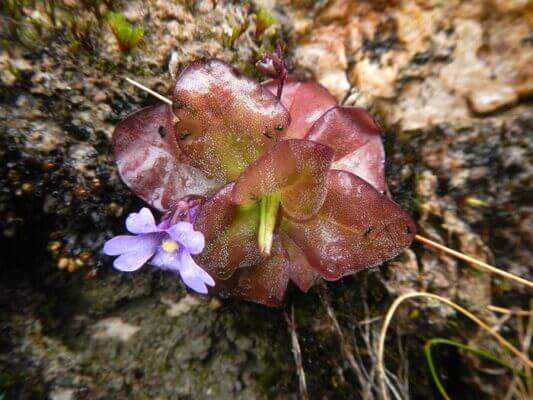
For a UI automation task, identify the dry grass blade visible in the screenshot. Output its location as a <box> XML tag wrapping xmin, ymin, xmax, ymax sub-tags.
<box><xmin>318</xmin><ymin>283</ymin><xmax>409</xmax><ymax>399</ymax></box>
<box><xmin>124</xmin><ymin>77</ymin><xmax>172</xmax><ymax>104</ymax></box>
<box><xmin>414</xmin><ymin>235</ymin><xmax>533</xmax><ymax>288</ymax></box>
<box><xmin>318</xmin><ymin>285</ymin><xmax>367</xmax><ymax>382</ymax></box>
<box><xmin>285</xmin><ymin>305</ymin><xmax>309</xmax><ymax>400</ymax></box>
<box><xmin>377</xmin><ymin>292</ymin><xmax>533</xmax><ymax>400</ymax></box>
<box><xmin>488</xmin><ymin>305</ymin><xmax>533</xmax><ymax>317</ymax></box>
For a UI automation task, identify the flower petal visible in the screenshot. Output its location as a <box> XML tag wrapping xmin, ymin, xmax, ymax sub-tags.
<box><xmin>113</xmin><ymin>244</ymin><xmax>158</xmax><ymax>272</ymax></box>
<box><xmin>125</xmin><ymin>207</ymin><xmax>159</xmax><ymax>234</ymax></box>
<box><xmin>166</xmin><ymin>222</ymin><xmax>205</xmax><ymax>255</ymax></box>
<box><xmin>151</xmin><ymin>246</ymin><xmax>179</xmax><ymax>271</ymax></box>
<box><xmin>178</xmin><ymin>252</ymin><xmax>215</xmax><ymax>294</ymax></box>
<box><xmin>103</xmin><ymin>233</ymin><xmax>160</xmax><ymax>256</ymax></box>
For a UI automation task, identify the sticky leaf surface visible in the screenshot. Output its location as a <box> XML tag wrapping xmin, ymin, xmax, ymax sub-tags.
<box><xmin>282</xmin><ymin>233</ymin><xmax>318</xmax><ymax>292</ymax></box>
<box><xmin>194</xmin><ymin>183</ymin><xmax>263</xmax><ymax>280</ymax></box>
<box><xmin>173</xmin><ymin>59</ymin><xmax>290</xmax><ymax>181</ymax></box>
<box><xmin>232</xmin><ymin>237</ymin><xmax>290</xmax><ymax>307</ymax></box>
<box><xmin>263</xmin><ymin>77</ymin><xmax>337</xmax><ymax>139</ymax></box>
<box><xmin>112</xmin><ymin>104</ymin><xmax>220</xmax><ymax>211</ymax></box>
<box><xmin>306</xmin><ymin>106</ymin><xmax>385</xmax><ymax>192</ymax></box>
<box><xmin>283</xmin><ymin>170</ymin><xmax>416</xmax><ymax>280</ymax></box>
<box><xmin>232</xmin><ymin>139</ymin><xmax>334</xmax><ymax>220</ymax></box>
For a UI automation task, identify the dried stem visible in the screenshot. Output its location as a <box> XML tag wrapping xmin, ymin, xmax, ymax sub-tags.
<box><xmin>414</xmin><ymin>234</ymin><xmax>533</xmax><ymax>288</ymax></box>
<box><xmin>318</xmin><ymin>285</ymin><xmax>366</xmax><ymax>382</ymax></box>
<box><xmin>318</xmin><ymin>284</ymin><xmax>407</xmax><ymax>399</ymax></box>
<box><xmin>488</xmin><ymin>305</ymin><xmax>533</xmax><ymax>317</ymax></box>
<box><xmin>285</xmin><ymin>305</ymin><xmax>309</xmax><ymax>400</ymax></box>
<box><xmin>377</xmin><ymin>292</ymin><xmax>533</xmax><ymax>400</ymax></box>
<box><xmin>124</xmin><ymin>77</ymin><xmax>172</xmax><ymax>105</ymax></box>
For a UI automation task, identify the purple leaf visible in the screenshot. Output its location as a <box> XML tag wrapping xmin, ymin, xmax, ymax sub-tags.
<box><xmin>194</xmin><ymin>183</ymin><xmax>264</xmax><ymax>280</ymax></box>
<box><xmin>282</xmin><ymin>233</ymin><xmax>318</xmax><ymax>292</ymax></box>
<box><xmin>112</xmin><ymin>104</ymin><xmax>220</xmax><ymax>211</ymax></box>
<box><xmin>306</xmin><ymin>106</ymin><xmax>386</xmax><ymax>192</ymax></box>
<box><xmin>282</xmin><ymin>170</ymin><xmax>416</xmax><ymax>281</ymax></box>
<box><xmin>232</xmin><ymin>236</ymin><xmax>290</xmax><ymax>307</ymax></box>
<box><xmin>232</xmin><ymin>139</ymin><xmax>334</xmax><ymax>220</ymax></box>
<box><xmin>263</xmin><ymin>77</ymin><xmax>337</xmax><ymax>139</ymax></box>
<box><xmin>172</xmin><ymin>59</ymin><xmax>290</xmax><ymax>181</ymax></box>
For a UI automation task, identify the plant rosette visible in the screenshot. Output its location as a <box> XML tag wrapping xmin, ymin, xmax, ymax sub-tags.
<box><xmin>104</xmin><ymin>57</ymin><xmax>416</xmax><ymax>307</ymax></box>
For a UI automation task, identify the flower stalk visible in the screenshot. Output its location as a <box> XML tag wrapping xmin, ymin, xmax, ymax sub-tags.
<box><xmin>258</xmin><ymin>192</ymin><xmax>281</xmax><ymax>256</ymax></box>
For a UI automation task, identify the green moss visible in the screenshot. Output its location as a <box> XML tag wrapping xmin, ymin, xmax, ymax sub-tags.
<box><xmin>0</xmin><ymin>369</ymin><xmax>14</xmax><ymax>393</ymax></box>
<box><xmin>43</xmin><ymin>0</ymin><xmax>58</xmax><ymax>27</ymax></box>
<box><xmin>0</xmin><ymin>366</ymin><xmax>47</xmax><ymax>398</ymax></box>
<box><xmin>256</xmin><ymin>363</ymin><xmax>285</xmax><ymax>395</ymax></box>
<box><xmin>105</xmin><ymin>12</ymin><xmax>144</xmax><ymax>53</ymax></box>
<box><xmin>17</xmin><ymin>21</ymin><xmax>42</xmax><ymax>48</ymax></box>
<box><xmin>2</xmin><ymin>0</ymin><xmax>29</xmax><ymax>20</ymax></box>
<box><xmin>67</xmin><ymin>14</ymin><xmax>98</xmax><ymax>52</ymax></box>
<box><xmin>6</xmin><ymin>63</ymin><xmax>23</xmax><ymax>82</ymax></box>
<box><xmin>222</xmin><ymin>20</ymin><xmax>249</xmax><ymax>49</ymax></box>
<box><xmin>253</xmin><ymin>8</ymin><xmax>276</xmax><ymax>41</ymax></box>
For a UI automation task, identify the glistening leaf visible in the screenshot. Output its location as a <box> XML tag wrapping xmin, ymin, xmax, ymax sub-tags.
<box><xmin>173</xmin><ymin>59</ymin><xmax>290</xmax><ymax>181</ymax></box>
<box><xmin>306</xmin><ymin>106</ymin><xmax>386</xmax><ymax>192</ymax></box>
<box><xmin>282</xmin><ymin>233</ymin><xmax>318</xmax><ymax>292</ymax></box>
<box><xmin>282</xmin><ymin>170</ymin><xmax>416</xmax><ymax>280</ymax></box>
<box><xmin>112</xmin><ymin>104</ymin><xmax>220</xmax><ymax>211</ymax></box>
<box><xmin>262</xmin><ymin>75</ymin><xmax>301</xmax><ymax>111</ymax></box>
<box><xmin>194</xmin><ymin>183</ymin><xmax>263</xmax><ymax>280</ymax></box>
<box><xmin>263</xmin><ymin>77</ymin><xmax>337</xmax><ymax>139</ymax></box>
<box><xmin>232</xmin><ymin>236</ymin><xmax>290</xmax><ymax>307</ymax></box>
<box><xmin>232</xmin><ymin>139</ymin><xmax>334</xmax><ymax>221</ymax></box>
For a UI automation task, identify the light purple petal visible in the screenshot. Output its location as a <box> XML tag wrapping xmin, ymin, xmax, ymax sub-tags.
<box><xmin>113</xmin><ymin>247</ymin><xmax>156</xmax><ymax>272</ymax></box>
<box><xmin>177</xmin><ymin>252</ymin><xmax>215</xmax><ymax>294</ymax></box>
<box><xmin>166</xmin><ymin>222</ymin><xmax>205</xmax><ymax>255</ymax></box>
<box><xmin>188</xmin><ymin>205</ymin><xmax>200</xmax><ymax>224</ymax></box>
<box><xmin>103</xmin><ymin>233</ymin><xmax>161</xmax><ymax>256</ymax></box>
<box><xmin>151</xmin><ymin>247</ymin><xmax>180</xmax><ymax>272</ymax></box>
<box><xmin>126</xmin><ymin>207</ymin><xmax>159</xmax><ymax>234</ymax></box>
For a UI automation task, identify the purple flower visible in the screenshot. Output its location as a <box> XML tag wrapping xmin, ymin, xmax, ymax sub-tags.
<box><xmin>103</xmin><ymin>207</ymin><xmax>215</xmax><ymax>294</ymax></box>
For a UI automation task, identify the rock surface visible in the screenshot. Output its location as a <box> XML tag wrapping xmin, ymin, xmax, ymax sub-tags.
<box><xmin>1</xmin><ymin>1</ymin><xmax>531</xmax><ymax>399</ymax></box>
